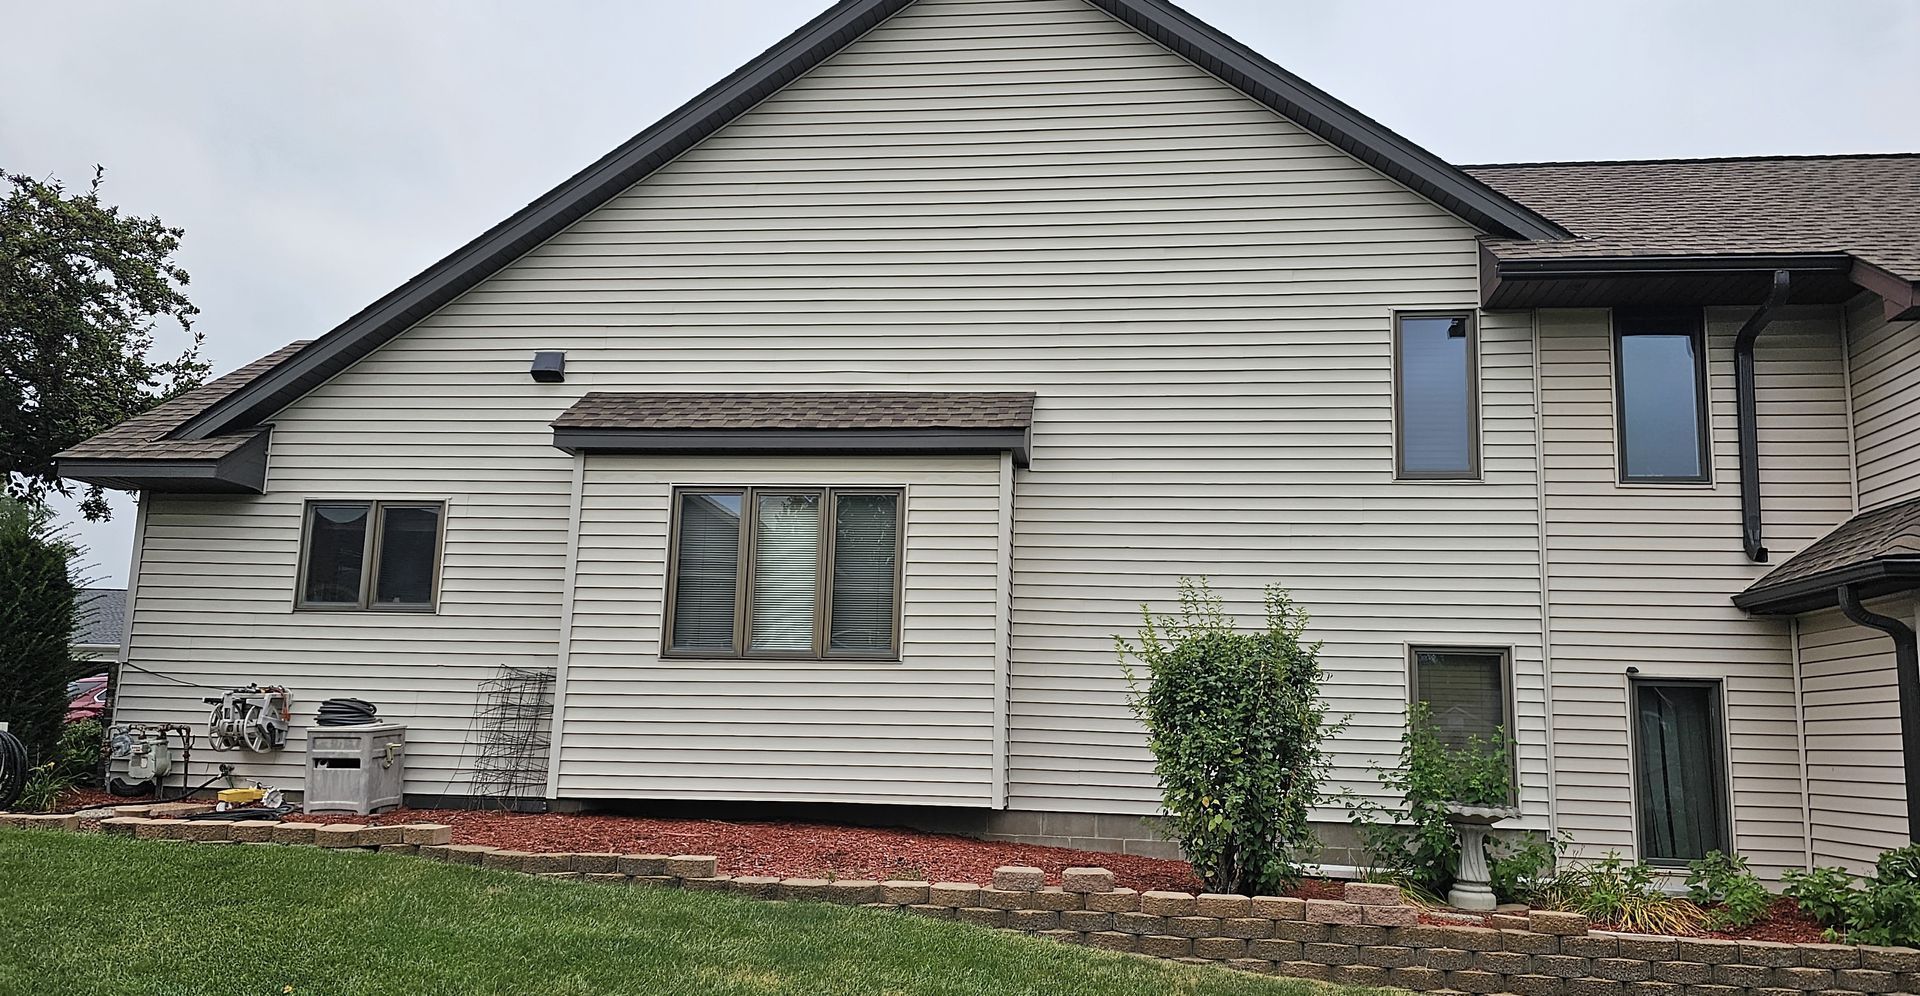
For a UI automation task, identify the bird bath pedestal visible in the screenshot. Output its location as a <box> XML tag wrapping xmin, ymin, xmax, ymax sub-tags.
<box><xmin>1445</xmin><ymin>804</ymin><xmax>1519</xmax><ymax>912</ymax></box>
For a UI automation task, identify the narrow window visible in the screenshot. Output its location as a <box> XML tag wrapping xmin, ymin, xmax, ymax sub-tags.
<box><xmin>1616</xmin><ymin>310</ymin><xmax>1710</xmax><ymax>482</ymax></box>
<box><xmin>298</xmin><ymin>500</ymin><xmax>444</xmax><ymax>611</ymax></box>
<box><xmin>668</xmin><ymin>491</ymin><xmax>744</xmax><ymax>653</ymax></box>
<box><xmin>829</xmin><ymin>492</ymin><xmax>901</xmax><ymax>655</ymax></box>
<box><xmin>1409</xmin><ymin>647</ymin><xmax>1510</xmax><ymax>746</ymax></box>
<box><xmin>665</xmin><ymin>487</ymin><xmax>903</xmax><ymax>660</ymax></box>
<box><xmin>748</xmin><ymin>492</ymin><xmax>823</xmax><ymax>654</ymax></box>
<box><xmin>1395</xmin><ymin>313</ymin><xmax>1479</xmax><ymax>479</ymax></box>
<box><xmin>1632</xmin><ymin>679</ymin><xmax>1731</xmax><ymax>864</ymax></box>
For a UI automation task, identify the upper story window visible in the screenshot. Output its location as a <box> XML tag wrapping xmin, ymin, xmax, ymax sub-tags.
<box><xmin>1615</xmin><ymin>310</ymin><xmax>1710</xmax><ymax>483</ymax></box>
<box><xmin>666</xmin><ymin>486</ymin><xmax>902</xmax><ymax>660</ymax></box>
<box><xmin>1394</xmin><ymin>312</ymin><xmax>1479</xmax><ymax>479</ymax></box>
<box><xmin>298</xmin><ymin>500</ymin><xmax>444</xmax><ymax>611</ymax></box>
<box><xmin>1409</xmin><ymin>647</ymin><xmax>1512</xmax><ymax>747</ymax></box>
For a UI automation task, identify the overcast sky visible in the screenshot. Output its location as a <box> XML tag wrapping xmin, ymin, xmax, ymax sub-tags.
<box><xmin>7</xmin><ymin>0</ymin><xmax>1917</xmax><ymax>585</ymax></box>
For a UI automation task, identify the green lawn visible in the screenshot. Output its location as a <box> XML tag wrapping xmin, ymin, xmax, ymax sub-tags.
<box><xmin>0</xmin><ymin>831</ymin><xmax>1383</xmax><ymax>996</ymax></box>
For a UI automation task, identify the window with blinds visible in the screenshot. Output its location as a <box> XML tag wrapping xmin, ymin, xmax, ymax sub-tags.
<box><xmin>1409</xmin><ymin>647</ymin><xmax>1510</xmax><ymax>747</ymax></box>
<box><xmin>664</xmin><ymin>486</ymin><xmax>903</xmax><ymax>659</ymax></box>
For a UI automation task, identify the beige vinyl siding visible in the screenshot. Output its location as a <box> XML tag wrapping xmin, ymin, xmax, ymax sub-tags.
<box><xmin>1847</xmin><ymin>294</ymin><xmax>1920</xmax><ymax>509</ymax></box>
<box><xmin>1538</xmin><ymin>306</ymin><xmax>1855</xmax><ymax>878</ymax></box>
<box><xmin>560</xmin><ymin>455</ymin><xmax>1003</xmax><ymax>805</ymax></box>
<box><xmin>1796</xmin><ymin>602</ymin><xmax>1914</xmax><ymax>872</ymax></box>
<box><xmin>114</xmin><ymin>0</ymin><xmax>1547</xmax><ymax>813</ymax></box>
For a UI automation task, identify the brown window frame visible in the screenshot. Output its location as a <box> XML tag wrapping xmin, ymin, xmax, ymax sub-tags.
<box><xmin>294</xmin><ymin>499</ymin><xmax>446</xmax><ymax>612</ymax></box>
<box><xmin>1613</xmin><ymin>309</ymin><xmax>1713</xmax><ymax>485</ymax></box>
<box><xmin>1392</xmin><ymin>310</ymin><xmax>1482</xmax><ymax>481</ymax></box>
<box><xmin>1406</xmin><ymin>644</ymin><xmax>1518</xmax><ymax>802</ymax></box>
<box><xmin>662</xmin><ymin>486</ymin><xmax>904</xmax><ymax>661</ymax></box>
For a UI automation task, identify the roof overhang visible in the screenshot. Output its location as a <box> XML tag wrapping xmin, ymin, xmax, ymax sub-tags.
<box><xmin>1480</xmin><ymin>249</ymin><xmax>1862</xmax><ymax>310</ymax></box>
<box><xmin>1733</xmin><ymin>557</ymin><xmax>1920</xmax><ymax>615</ymax></box>
<box><xmin>56</xmin><ymin>430</ymin><xmax>271</xmax><ymax>495</ymax></box>
<box><xmin>553</xmin><ymin>426</ymin><xmax>1031</xmax><ymax>466</ymax></box>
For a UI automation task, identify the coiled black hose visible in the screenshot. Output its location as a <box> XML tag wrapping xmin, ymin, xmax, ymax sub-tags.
<box><xmin>314</xmin><ymin>698</ymin><xmax>379</xmax><ymax>727</ymax></box>
<box><xmin>0</xmin><ymin>730</ymin><xmax>28</xmax><ymax>811</ymax></box>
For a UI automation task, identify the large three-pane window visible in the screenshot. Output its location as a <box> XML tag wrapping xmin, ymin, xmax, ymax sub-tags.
<box><xmin>1394</xmin><ymin>312</ymin><xmax>1480</xmax><ymax>479</ymax></box>
<box><xmin>1615</xmin><ymin>310</ymin><xmax>1711</xmax><ymax>483</ymax></box>
<box><xmin>666</xmin><ymin>487</ymin><xmax>902</xmax><ymax>659</ymax></box>
<box><xmin>297</xmin><ymin>500</ymin><xmax>444</xmax><ymax>610</ymax></box>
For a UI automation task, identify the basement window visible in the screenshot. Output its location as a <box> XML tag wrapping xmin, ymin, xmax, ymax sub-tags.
<box><xmin>297</xmin><ymin>500</ymin><xmax>445</xmax><ymax>611</ymax></box>
<box><xmin>1615</xmin><ymin>310</ymin><xmax>1711</xmax><ymax>483</ymax></box>
<box><xmin>1408</xmin><ymin>647</ymin><xmax>1512</xmax><ymax>746</ymax></box>
<box><xmin>665</xmin><ymin>487</ymin><xmax>902</xmax><ymax>660</ymax></box>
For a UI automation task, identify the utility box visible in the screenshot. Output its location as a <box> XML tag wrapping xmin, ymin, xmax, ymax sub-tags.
<box><xmin>303</xmin><ymin>723</ymin><xmax>405</xmax><ymax>815</ymax></box>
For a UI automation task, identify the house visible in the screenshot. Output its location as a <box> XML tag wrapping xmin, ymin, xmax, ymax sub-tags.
<box><xmin>72</xmin><ymin>587</ymin><xmax>127</xmax><ymax>661</ymax></box>
<box><xmin>58</xmin><ymin>0</ymin><xmax>1918</xmax><ymax>878</ymax></box>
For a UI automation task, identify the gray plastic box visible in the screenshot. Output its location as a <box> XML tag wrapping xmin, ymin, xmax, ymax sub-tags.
<box><xmin>303</xmin><ymin>723</ymin><xmax>405</xmax><ymax>815</ymax></box>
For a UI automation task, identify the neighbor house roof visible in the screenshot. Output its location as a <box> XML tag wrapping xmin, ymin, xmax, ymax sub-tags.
<box><xmin>1469</xmin><ymin>154</ymin><xmax>1920</xmax><ymax>314</ymax></box>
<box><xmin>73</xmin><ymin>587</ymin><xmax>128</xmax><ymax>649</ymax></box>
<box><xmin>552</xmin><ymin>391</ymin><xmax>1037</xmax><ymax>464</ymax></box>
<box><xmin>54</xmin><ymin>342</ymin><xmax>307</xmax><ymax>493</ymax></box>
<box><xmin>1734</xmin><ymin>496</ymin><xmax>1920</xmax><ymax>614</ymax></box>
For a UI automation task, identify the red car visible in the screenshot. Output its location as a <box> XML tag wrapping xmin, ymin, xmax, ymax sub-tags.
<box><xmin>66</xmin><ymin>674</ymin><xmax>108</xmax><ymax>723</ymax></box>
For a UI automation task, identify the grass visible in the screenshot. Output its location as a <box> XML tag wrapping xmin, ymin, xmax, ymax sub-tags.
<box><xmin>0</xmin><ymin>831</ymin><xmax>1382</xmax><ymax>996</ymax></box>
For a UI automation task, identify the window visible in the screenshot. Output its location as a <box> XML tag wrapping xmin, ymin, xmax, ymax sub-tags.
<box><xmin>1615</xmin><ymin>310</ymin><xmax>1710</xmax><ymax>482</ymax></box>
<box><xmin>665</xmin><ymin>487</ymin><xmax>902</xmax><ymax>659</ymax></box>
<box><xmin>297</xmin><ymin>500</ymin><xmax>444</xmax><ymax>610</ymax></box>
<box><xmin>1408</xmin><ymin>647</ymin><xmax>1511</xmax><ymax>747</ymax></box>
<box><xmin>1632</xmin><ymin>679</ymin><xmax>1730</xmax><ymax>865</ymax></box>
<box><xmin>1394</xmin><ymin>312</ymin><xmax>1479</xmax><ymax>479</ymax></box>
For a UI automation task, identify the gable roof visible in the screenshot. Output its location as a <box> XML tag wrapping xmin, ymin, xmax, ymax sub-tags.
<box><xmin>1734</xmin><ymin>495</ymin><xmax>1920</xmax><ymax>614</ymax></box>
<box><xmin>159</xmin><ymin>0</ymin><xmax>1566</xmax><ymax>446</ymax></box>
<box><xmin>1469</xmin><ymin>154</ymin><xmax>1920</xmax><ymax>314</ymax></box>
<box><xmin>73</xmin><ymin>587</ymin><xmax>128</xmax><ymax>649</ymax></box>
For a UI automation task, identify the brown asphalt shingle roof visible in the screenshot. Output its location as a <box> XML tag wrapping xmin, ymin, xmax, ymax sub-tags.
<box><xmin>56</xmin><ymin>342</ymin><xmax>309</xmax><ymax>462</ymax></box>
<box><xmin>1744</xmin><ymin>496</ymin><xmax>1920</xmax><ymax>598</ymax></box>
<box><xmin>1467</xmin><ymin>154</ymin><xmax>1920</xmax><ymax>281</ymax></box>
<box><xmin>552</xmin><ymin>391</ymin><xmax>1036</xmax><ymax>431</ymax></box>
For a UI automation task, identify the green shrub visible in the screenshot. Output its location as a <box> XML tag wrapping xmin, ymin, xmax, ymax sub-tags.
<box><xmin>1781</xmin><ymin>866</ymin><xmax>1857</xmax><ymax>928</ymax></box>
<box><xmin>55</xmin><ymin>719</ymin><xmax>104</xmax><ymax>788</ymax></box>
<box><xmin>1541</xmin><ymin>852</ymin><xmax>1706</xmax><ymax>935</ymax></box>
<box><xmin>15</xmin><ymin>762</ymin><xmax>69</xmax><ymax>813</ymax></box>
<box><xmin>1685</xmin><ymin>851</ymin><xmax>1771</xmax><ymax>928</ymax></box>
<box><xmin>0</xmin><ymin>498</ymin><xmax>81</xmax><ymax>765</ymax></box>
<box><xmin>1118</xmin><ymin>578</ymin><xmax>1336</xmax><ymax>895</ymax></box>
<box><xmin>1782</xmin><ymin>849</ymin><xmax>1920</xmax><ymax>946</ymax></box>
<box><xmin>1346</xmin><ymin>702</ymin><xmax>1514</xmax><ymax>896</ymax></box>
<box><xmin>1489</xmin><ymin>832</ymin><xmax>1565</xmax><ymax>906</ymax></box>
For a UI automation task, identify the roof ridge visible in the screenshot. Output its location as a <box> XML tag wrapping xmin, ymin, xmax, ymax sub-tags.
<box><xmin>1463</xmin><ymin>151</ymin><xmax>1920</xmax><ymax>170</ymax></box>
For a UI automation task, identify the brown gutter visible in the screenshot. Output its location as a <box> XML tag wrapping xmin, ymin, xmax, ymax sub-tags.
<box><xmin>1733</xmin><ymin>270</ymin><xmax>1793</xmax><ymax>562</ymax></box>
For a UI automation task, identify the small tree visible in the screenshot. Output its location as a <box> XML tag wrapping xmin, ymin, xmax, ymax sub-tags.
<box><xmin>0</xmin><ymin>497</ymin><xmax>81</xmax><ymax>764</ymax></box>
<box><xmin>1118</xmin><ymin>578</ymin><xmax>1335</xmax><ymax>895</ymax></box>
<box><xmin>1</xmin><ymin>166</ymin><xmax>206</xmax><ymax>519</ymax></box>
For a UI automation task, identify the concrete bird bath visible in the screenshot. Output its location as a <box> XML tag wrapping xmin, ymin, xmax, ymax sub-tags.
<box><xmin>1445</xmin><ymin>803</ymin><xmax>1520</xmax><ymax>911</ymax></box>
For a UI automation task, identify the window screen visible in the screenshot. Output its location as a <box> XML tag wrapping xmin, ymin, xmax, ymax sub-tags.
<box><xmin>1395</xmin><ymin>313</ymin><xmax>1478</xmax><ymax>478</ymax></box>
<box><xmin>666</xmin><ymin>487</ymin><xmax>903</xmax><ymax>659</ymax></box>
<box><xmin>1616</xmin><ymin>311</ymin><xmax>1710</xmax><ymax>482</ymax></box>
<box><xmin>1412</xmin><ymin>648</ymin><xmax>1507</xmax><ymax>747</ymax></box>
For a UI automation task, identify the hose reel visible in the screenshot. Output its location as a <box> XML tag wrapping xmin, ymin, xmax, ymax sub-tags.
<box><xmin>204</xmin><ymin>684</ymin><xmax>292</xmax><ymax>753</ymax></box>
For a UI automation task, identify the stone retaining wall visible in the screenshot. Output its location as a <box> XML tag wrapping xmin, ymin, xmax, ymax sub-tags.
<box><xmin>7</xmin><ymin>810</ymin><xmax>1919</xmax><ymax>995</ymax></box>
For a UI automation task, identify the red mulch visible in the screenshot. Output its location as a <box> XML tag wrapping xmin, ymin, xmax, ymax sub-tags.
<box><xmin>52</xmin><ymin>788</ymin><xmax>123</xmax><ymax>812</ymax></box>
<box><xmin>1703</xmin><ymin>897</ymin><xmax>1829</xmax><ymax>943</ymax></box>
<box><xmin>287</xmin><ymin>807</ymin><xmax>1209</xmax><ymax>892</ymax></box>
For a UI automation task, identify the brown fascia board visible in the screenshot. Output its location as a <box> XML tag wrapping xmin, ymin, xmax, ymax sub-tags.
<box><xmin>56</xmin><ymin>431</ymin><xmax>271</xmax><ymax>495</ymax></box>
<box><xmin>552</xmin><ymin>426</ymin><xmax>1032</xmax><ymax>466</ymax></box>
<box><xmin>166</xmin><ymin>0</ymin><xmax>1563</xmax><ymax>444</ymax></box>
<box><xmin>1732</xmin><ymin>558</ymin><xmax>1920</xmax><ymax>615</ymax></box>
<box><xmin>1479</xmin><ymin>247</ymin><xmax>1860</xmax><ymax>308</ymax></box>
<box><xmin>1849</xmin><ymin>258</ymin><xmax>1920</xmax><ymax>321</ymax></box>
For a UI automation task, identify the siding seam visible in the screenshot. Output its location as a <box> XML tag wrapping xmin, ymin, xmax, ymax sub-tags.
<box><xmin>547</xmin><ymin>451</ymin><xmax>588</xmax><ymax>799</ymax></box>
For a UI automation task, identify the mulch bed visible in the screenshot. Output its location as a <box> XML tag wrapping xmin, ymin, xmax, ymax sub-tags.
<box><xmin>1702</xmin><ymin>896</ymin><xmax>1828</xmax><ymax>944</ymax></box>
<box><xmin>52</xmin><ymin>788</ymin><xmax>122</xmax><ymax>812</ymax></box>
<box><xmin>287</xmin><ymin>807</ymin><xmax>1210</xmax><ymax>892</ymax></box>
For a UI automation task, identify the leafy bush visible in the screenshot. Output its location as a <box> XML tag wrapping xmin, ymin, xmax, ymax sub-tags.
<box><xmin>1541</xmin><ymin>852</ymin><xmax>1706</xmax><ymax>935</ymax></box>
<box><xmin>1781</xmin><ymin>866</ymin><xmax>1856</xmax><ymax>928</ymax></box>
<box><xmin>55</xmin><ymin>720</ymin><xmax>104</xmax><ymax>788</ymax></box>
<box><xmin>0</xmin><ymin>498</ymin><xmax>81</xmax><ymax>765</ymax></box>
<box><xmin>15</xmin><ymin>763</ymin><xmax>69</xmax><ymax>813</ymax></box>
<box><xmin>1119</xmin><ymin>578</ymin><xmax>1336</xmax><ymax>895</ymax></box>
<box><xmin>1782</xmin><ymin>848</ymin><xmax>1920</xmax><ymax>946</ymax></box>
<box><xmin>1685</xmin><ymin>851</ymin><xmax>1771</xmax><ymax>928</ymax></box>
<box><xmin>1489</xmin><ymin>832</ymin><xmax>1565</xmax><ymax>906</ymax></box>
<box><xmin>1347</xmin><ymin>702</ymin><xmax>1514</xmax><ymax>896</ymax></box>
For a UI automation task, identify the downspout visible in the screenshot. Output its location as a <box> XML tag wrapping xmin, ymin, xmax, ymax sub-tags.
<box><xmin>1735</xmin><ymin>270</ymin><xmax>1793</xmax><ymax>562</ymax></box>
<box><xmin>1837</xmin><ymin>584</ymin><xmax>1920</xmax><ymax>843</ymax></box>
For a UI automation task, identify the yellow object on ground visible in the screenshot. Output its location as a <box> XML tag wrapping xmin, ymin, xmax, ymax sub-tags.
<box><xmin>217</xmin><ymin>787</ymin><xmax>265</xmax><ymax>805</ymax></box>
